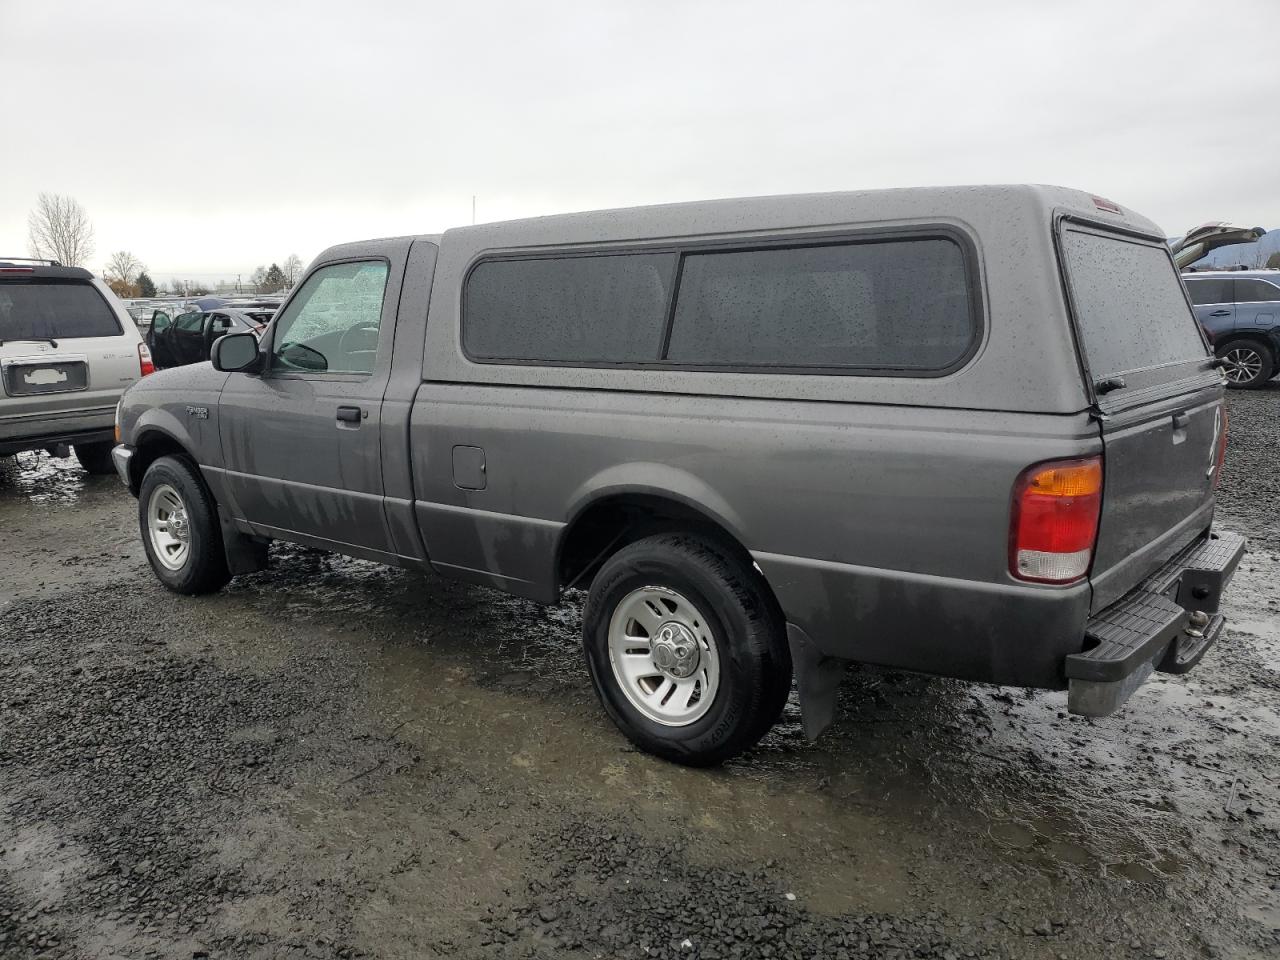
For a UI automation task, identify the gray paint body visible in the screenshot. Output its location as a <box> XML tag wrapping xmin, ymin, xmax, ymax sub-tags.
<box><xmin>116</xmin><ymin>185</ymin><xmax>1228</xmax><ymax>694</ymax></box>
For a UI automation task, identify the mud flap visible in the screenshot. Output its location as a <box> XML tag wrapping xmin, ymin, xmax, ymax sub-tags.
<box><xmin>786</xmin><ymin>623</ymin><xmax>846</xmax><ymax>741</ymax></box>
<box><xmin>218</xmin><ymin>508</ymin><xmax>269</xmax><ymax>575</ymax></box>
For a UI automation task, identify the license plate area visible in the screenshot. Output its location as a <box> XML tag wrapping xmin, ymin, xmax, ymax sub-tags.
<box><xmin>2</xmin><ymin>359</ymin><xmax>89</xmax><ymax>396</ymax></box>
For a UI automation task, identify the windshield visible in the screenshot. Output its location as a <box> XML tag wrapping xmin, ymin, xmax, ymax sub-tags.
<box><xmin>1061</xmin><ymin>228</ymin><xmax>1208</xmax><ymax>379</ymax></box>
<box><xmin>0</xmin><ymin>280</ymin><xmax>122</xmax><ymax>341</ymax></box>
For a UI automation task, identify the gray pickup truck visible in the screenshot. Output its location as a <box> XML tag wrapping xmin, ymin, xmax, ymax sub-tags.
<box><xmin>112</xmin><ymin>185</ymin><xmax>1245</xmax><ymax>766</ymax></box>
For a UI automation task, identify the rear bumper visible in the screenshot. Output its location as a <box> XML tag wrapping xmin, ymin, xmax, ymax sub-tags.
<box><xmin>0</xmin><ymin>405</ymin><xmax>116</xmax><ymax>453</ymax></box>
<box><xmin>0</xmin><ymin>426</ymin><xmax>116</xmax><ymax>456</ymax></box>
<box><xmin>1065</xmin><ymin>529</ymin><xmax>1246</xmax><ymax>716</ymax></box>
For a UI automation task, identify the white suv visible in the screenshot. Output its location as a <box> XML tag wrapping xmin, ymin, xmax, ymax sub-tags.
<box><xmin>0</xmin><ymin>258</ymin><xmax>153</xmax><ymax>473</ymax></box>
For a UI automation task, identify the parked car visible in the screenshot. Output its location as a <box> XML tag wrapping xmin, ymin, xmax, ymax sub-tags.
<box><xmin>112</xmin><ymin>186</ymin><xmax>1244</xmax><ymax>766</ymax></box>
<box><xmin>148</xmin><ymin>307</ymin><xmax>273</xmax><ymax>369</ymax></box>
<box><xmin>1183</xmin><ymin>270</ymin><xmax>1280</xmax><ymax>388</ymax></box>
<box><xmin>0</xmin><ymin>258</ymin><xmax>152</xmax><ymax>472</ymax></box>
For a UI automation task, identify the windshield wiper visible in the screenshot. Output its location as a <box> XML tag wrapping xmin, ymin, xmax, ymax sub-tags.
<box><xmin>0</xmin><ymin>337</ymin><xmax>59</xmax><ymax>348</ymax></box>
<box><xmin>1094</xmin><ymin>376</ymin><xmax>1127</xmax><ymax>395</ymax></box>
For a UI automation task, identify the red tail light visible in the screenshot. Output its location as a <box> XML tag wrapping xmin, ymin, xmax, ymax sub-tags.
<box><xmin>138</xmin><ymin>342</ymin><xmax>155</xmax><ymax>377</ymax></box>
<box><xmin>1009</xmin><ymin>456</ymin><xmax>1103</xmax><ymax>584</ymax></box>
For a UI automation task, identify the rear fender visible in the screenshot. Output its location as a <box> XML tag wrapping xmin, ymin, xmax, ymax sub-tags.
<box><xmin>564</xmin><ymin>463</ymin><xmax>750</xmax><ymax>546</ymax></box>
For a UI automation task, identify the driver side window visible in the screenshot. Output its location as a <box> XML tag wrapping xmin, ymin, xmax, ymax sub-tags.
<box><xmin>270</xmin><ymin>261</ymin><xmax>389</xmax><ymax>375</ymax></box>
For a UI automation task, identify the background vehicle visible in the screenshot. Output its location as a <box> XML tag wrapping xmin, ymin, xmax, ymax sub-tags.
<box><xmin>113</xmin><ymin>186</ymin><xmax>1242</xmax><ymax>765</ymax></box>
<box><xmin>148</xmin><ymin>307</ymin><xmax>273</xmax><ymax>369</ymax></box>
<box><xmin>1183</xmin><ymin>270</ymin><xmax>1280</xmax><ymax>388</ymax></box>
<box><xmin>1171</xmin><ymin>222</ymin><xmax>1266</xmax><ymax>269</ymax></box>
<box><xmin>1</xmin><ymin>257</ymin><xmax>152</xmax><ymax>472</ymax></box>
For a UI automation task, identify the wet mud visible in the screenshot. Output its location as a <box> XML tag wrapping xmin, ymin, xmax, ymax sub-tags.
<box><xmin>1</xmin><ymin>388</ymin><xmax>1278</xmax><ymax>959</ymax></box>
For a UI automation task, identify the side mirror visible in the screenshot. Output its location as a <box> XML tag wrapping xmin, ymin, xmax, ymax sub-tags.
<box><xmin>211</xmin><ymin>332</ymin><xmax>262</xmax><ymax>373</ymax></box>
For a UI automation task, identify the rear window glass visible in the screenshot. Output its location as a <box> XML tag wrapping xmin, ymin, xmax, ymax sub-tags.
<box><xmin>1061</xmin><ymin>230</ymin><xmax>1207</xmax><ymax>378</ymax></box>
<box><xmin>0</xmin><ymin>280</ymin><xmax>121</xmax><ymax>340</ymax></box>
<box><xmin>464</xmin><ymin>254</ymin><xmax>673</xmax><ymax>363</ymax></box>
<box><xmin>666</xmin><ymin>239</ymin><xmax>974</xmax><ymax>370</ymax></box>
<box><xmin>1184</xmin><ymin>277</ymin><xmax>1229</xmax><ymax>305</ymax></box>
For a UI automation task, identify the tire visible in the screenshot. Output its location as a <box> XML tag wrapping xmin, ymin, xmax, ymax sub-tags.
<box><xmin>74</xmin><ymin>440</ymin><xmax>116</xmax><ymax>475</ymax></box>
<box><xmin>1217</xmin><ymin>338</ymin><xmax>1275</xmax><ymax>389</ymax></box>
<box><xmin>582</xmin><ymin>533</ymin><xmax>792</xmax><ymax>767</ymax></box>
<box><xmin>137</xmin><ymin>455</ymin><xmax>230</xmax><ymax>595</ymax></box>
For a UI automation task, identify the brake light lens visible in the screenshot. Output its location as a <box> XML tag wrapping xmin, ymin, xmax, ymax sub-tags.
<box><xmin>138</xmin><ymin>342</ymin><xmax>155</xmax><ymax>377</ymax></box>
<box><xmin>1009</xmin><ymin>456</ymin><xmax>1103</xmax><ymax>584</ymax></box>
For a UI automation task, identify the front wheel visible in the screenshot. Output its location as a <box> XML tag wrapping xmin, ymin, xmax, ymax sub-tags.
<box><xmin>138</xmin><ymin>455</ymin><xmax>230</xmax><ymax>594</ymax></box>
<box><xmin>1217</xmin><ymin>338</ymin><xmax>1275</xmax><ymax>389</ymax></box>
<box><xmin>583</xmin><ymin>533</ymin><xmax>792</xmax><ymax>766</ymax></box>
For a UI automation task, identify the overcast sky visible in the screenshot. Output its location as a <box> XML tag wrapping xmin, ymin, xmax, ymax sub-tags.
<box><xmin>2</xmin><ymin>0</ymin><xmax>1278</xmax><ymax>283</ymax></box>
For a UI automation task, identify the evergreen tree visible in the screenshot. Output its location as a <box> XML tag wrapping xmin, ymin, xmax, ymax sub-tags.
<box><xmin>264</xmin><ymin>263</ymin><xmax>286</xmax><ymax>293</ymax></box>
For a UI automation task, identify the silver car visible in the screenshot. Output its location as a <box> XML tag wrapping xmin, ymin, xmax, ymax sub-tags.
<box><xmin>1</xmin><ymin>258</ymin><xmax>151</xmax><ymax>473</ymax></box>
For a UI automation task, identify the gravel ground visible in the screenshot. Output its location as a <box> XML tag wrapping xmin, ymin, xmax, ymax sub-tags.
<box><xmin>1</xmin><ymin>386</ymin><xmax>1278</xmax><ymax>959</ymax></box>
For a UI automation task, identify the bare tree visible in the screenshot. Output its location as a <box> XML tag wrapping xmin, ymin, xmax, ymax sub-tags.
<box><xmin>283</xmin><ymin>254</ymin><xmax>303</xmax><ymax>287</ymax></box>
<box><xmin>105</xmin><ymin>251</ymin><xmax>143</xmax><ymax>287</ymax></box>
<box><xmin>250</xmin><ymin>266</ymin><xmax>267</xmax><ymax>293</ymax></box>
<box><xmin>27</xmin><ymin>193</ymin><xmax>95</xmax><ymax>266</ymax></box>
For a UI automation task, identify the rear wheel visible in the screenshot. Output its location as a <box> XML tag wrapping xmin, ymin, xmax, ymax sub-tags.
<box><xmin>582</xmin><ymin>533</ymin><xmax>792</xmax><ymax>766</ymax></box>
<box><xmin>138</xmin><ymin>455</ymin><xmax>230</xmax><ymax>594</ymax></box>
<box><xmin>73</xmin><ymin>440</ymin><xmax>116</xmax><ymax>475</ymax></box>
<box><xmin>1217</xmin><ymin>338</ymin><xmax>1274</xmax><ymax>389</ymax></box>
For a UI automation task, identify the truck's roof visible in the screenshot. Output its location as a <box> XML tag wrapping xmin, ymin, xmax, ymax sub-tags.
<box><xmin>428</xmin><ymin>184</ymin><xmax>1165</xmax><ymax>248</ymax></box>
<box><xmin>314</xmin><ymin>186</ymin><xmax>1165</xmax><ymax>265</ymax></box>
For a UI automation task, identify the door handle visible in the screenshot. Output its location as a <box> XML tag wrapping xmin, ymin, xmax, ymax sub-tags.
<box><xmin>1172</xmin><ymin>411</ymin><xmax>1189</xmax><ymax>430</ymax></box>
<box><xmin>336</xmin><ymin>405</ymin><xmax>362</xmax><ymax>424</ymax></box>
<box><xmin>1209</xmin><ymin>310</ymin><xmax>1231</xmax><ymax>317</ymax></box>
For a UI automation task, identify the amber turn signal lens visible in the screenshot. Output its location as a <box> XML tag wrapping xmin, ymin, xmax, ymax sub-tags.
<box><xmin>1024</xmin><ymin>460</ymin><xmax>1103</xmax><ymax>498</ymax></box>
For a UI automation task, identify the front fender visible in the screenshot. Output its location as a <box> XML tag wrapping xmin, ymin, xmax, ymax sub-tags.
<box><xmin>122</xmin><ymin>376</ymin><xmax>227</xmax><ymax>501</ymax></box>
<box><xmin>130</xmin><ymin>407</ymin><xmax>201</xmax><ymax>457</ymax></box>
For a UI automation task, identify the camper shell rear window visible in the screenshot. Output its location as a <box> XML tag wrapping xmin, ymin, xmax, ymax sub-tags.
<box><xmin>1059</xmin><ymin>226</ymin><xmax>1209</xmax><ymax>380</ymax></box>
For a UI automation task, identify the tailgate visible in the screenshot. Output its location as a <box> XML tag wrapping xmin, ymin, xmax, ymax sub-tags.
<box><xmin>1057</xmin><ymin>222</ymin><xmax>1227</xmax><ymax>613</ymax></box>
<box><xmin>1089</xmin><ymin>389</ymin><xmax>1221</xmax><ymax>610</ymax></box>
